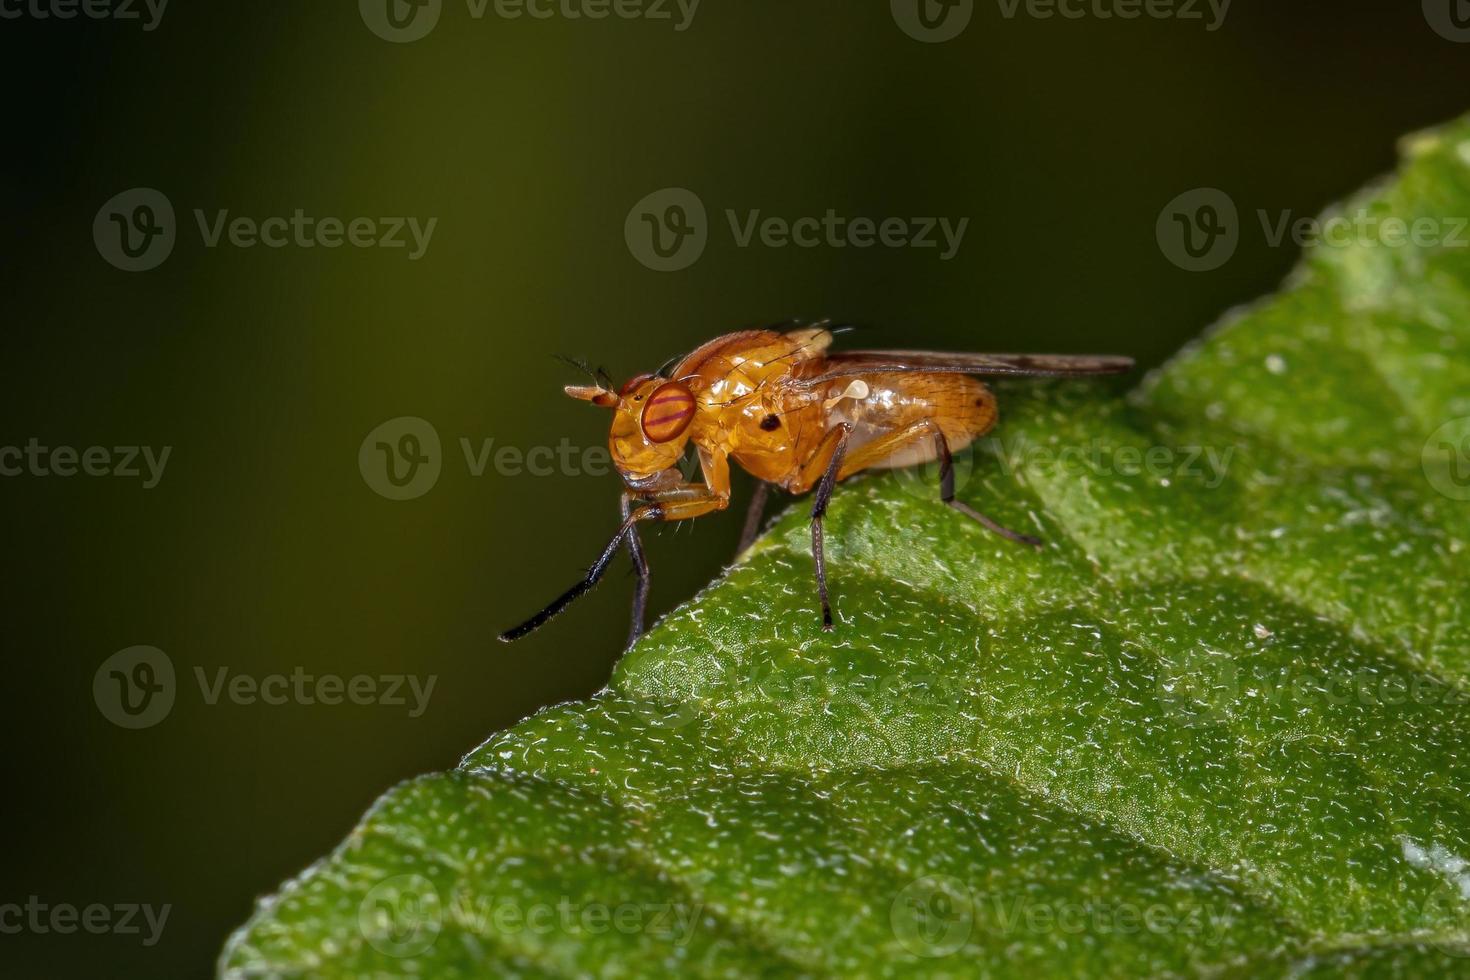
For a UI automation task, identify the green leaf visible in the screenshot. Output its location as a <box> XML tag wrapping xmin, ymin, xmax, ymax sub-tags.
<box><xmin>221</xmin><ymin>118</ymin><xmax>1470</xmax><ymax>978</ymax></box>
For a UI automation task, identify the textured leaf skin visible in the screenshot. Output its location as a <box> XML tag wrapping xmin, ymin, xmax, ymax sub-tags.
<box><xmin>222</xmin><ymin>118</ymin><xmax>1470</xmax><ymax>978</ymax></box>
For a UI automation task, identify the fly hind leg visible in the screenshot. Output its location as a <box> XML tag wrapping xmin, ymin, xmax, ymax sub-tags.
<box><xmin>736</xmin><ymin>480</ymin><xmax>772</xmax><ymax>557</ymax></box>
<box><xmin>839</xmin><ymin>419</ymin><xmax>1042</xmax><ymax>550</ymax></box>
<box><xmin>793</xmin><ymin>423</ymin><xmax>853</xmax><ymax>630</ymax></box>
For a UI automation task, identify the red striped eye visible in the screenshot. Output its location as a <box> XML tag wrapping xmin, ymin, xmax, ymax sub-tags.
<box><xmin>640</xmin><ymin>382</ymin><xmax>696</xmax><ymax>443</ymax></box>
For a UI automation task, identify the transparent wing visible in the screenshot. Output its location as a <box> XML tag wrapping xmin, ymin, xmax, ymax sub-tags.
<box><xmin>796</xmin><ymin>350</ymin><xmax>1135</xmax><ymax>385</ymax></box>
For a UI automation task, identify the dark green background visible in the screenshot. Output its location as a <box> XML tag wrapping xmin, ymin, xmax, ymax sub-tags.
<box><xmin>3</xmin><ymin>2</ymin><xmax>1470</xmax><ymax>976</ymax></box>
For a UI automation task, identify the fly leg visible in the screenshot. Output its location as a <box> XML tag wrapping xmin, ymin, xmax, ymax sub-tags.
<box><xmin>500</xmin><ymin>455</ymin><xmax>732</xmax><ymax>646</ymax></box>
<box><xmin>620</xmin><ymin>493</ymin><xmax>651</xmax><ymax>647</ymax></box>
<box><xmin>929</xmin><ymin>431</ymin><xmax>1042</xmax><ymax>549</ymax></box>
<box><xmin>837</xmin><ymin>419</ymin><xmax>1043</xmax><ymax>549</ymax></box>
<box><xmin>793</xmin><ymin>424</ymin><xmax>852</xmax><ymax>630</ymax></box>
<box><xmin>736</xmin><ymin>480</ymin><xmax>772</xmax><ymax>557</ymax></box>
<box><xmin>498</xmin><ymin>506</ymin><xmax>652</xmax><ymax>643</ymax></box>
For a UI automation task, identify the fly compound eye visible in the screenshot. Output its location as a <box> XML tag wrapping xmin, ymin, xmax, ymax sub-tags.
<box><xmin>640</xmin><ymin>382</ymin><xmax>696</xmax><ymax>443</ymax></box>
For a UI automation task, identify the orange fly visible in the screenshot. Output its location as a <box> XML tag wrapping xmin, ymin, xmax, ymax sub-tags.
<box><xmin>500</xmin><ymin>324</ymin><xmax>1133</xmax><ymax>646</ymax></box>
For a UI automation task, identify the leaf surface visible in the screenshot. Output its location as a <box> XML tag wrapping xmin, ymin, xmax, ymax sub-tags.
<box><xmin>221</xmin><ymin>117</ymin><xmax>1470</xmax><ymax>978</ymax></box>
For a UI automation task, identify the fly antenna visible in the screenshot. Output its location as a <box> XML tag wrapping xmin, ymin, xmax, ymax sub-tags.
<box><xmin>553</xmin><ymin>354</ymin><xmax>601</xmax><ymax>382</ymax></box>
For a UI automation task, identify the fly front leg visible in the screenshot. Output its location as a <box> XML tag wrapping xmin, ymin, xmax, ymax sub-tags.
<box><xmin>501</xmin><ymin>450</ymin><xmax>732</xmax><ymax>647</ymax></box>
<box><xmin>498</xmin><ymin>504</ymin><xmax>658</xmax><ymax>644</ymax></box>
<box><xmin>620</xmin><ymin>493</ymin><xmax>651</xmax><ymax>648</ymax></box>
<box><xmin>837</xmin><ymin>419</ymin><xmax>1043</xmax><ymax>549</ymax></box>
<box><xmin>618</xmin><ymin>447</ymin><xmax>733</xmax><ymax>644</ymax></box>
<box><xmin>618</xmin><ymin>482</ymin><xmax>730</xmax><ymax>647</ymax></box>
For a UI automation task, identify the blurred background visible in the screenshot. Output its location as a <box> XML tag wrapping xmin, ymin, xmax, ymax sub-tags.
<box><xmin>2</xmin><ymin>1</ymin><xmax>1469</xmax><ymax>975</ymax></box>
